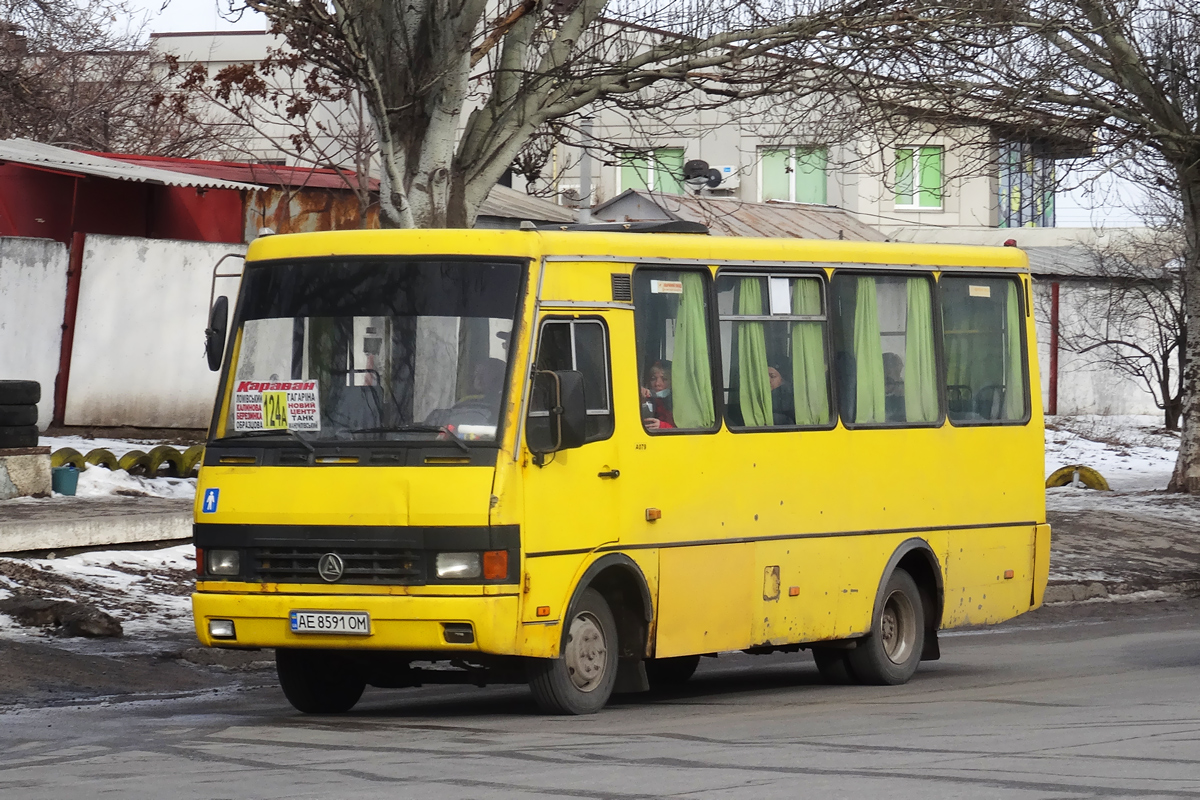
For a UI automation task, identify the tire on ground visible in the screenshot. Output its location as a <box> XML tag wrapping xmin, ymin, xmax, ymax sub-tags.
<box><xmin>275</xmin><ymin>648</ymin><xmax>366</xmax><ymax>714</ymax></box>
<box><xmin>811</xmin><ymin>647</ymin><xmax>858</xmax><ymax>685</ymax></box>
<box><xmin>0</xmin><ymin>405</ymin><xmax>37</xmax><ymax>426</ymax></box>
<box><xmin>51</xmin><ymin>448</ymin><xmax>86</xmax><ymax>469</ymax></box>
<box><xmin>526</xmin><ymin>587</ymin><xmax>619</xmax><ymax>714</ymax></box>
<box><xmin>0</xmin><ymin>381</ymin><xmax>39</xmax><ymax>406</ymax></box>
<box><xmin>0</xmin><ymin>425</ymin><xmax>38</xmax><ymax>449</ymax></box>
<box><xmin>645</xmin><ymin>655</ymin><xmax>701</xmax><ymax>688</ymax></box>
<box><xmin>846</xmin><ymin>568</ymin><xmax>925</xmax><ymax>686</ymax></box>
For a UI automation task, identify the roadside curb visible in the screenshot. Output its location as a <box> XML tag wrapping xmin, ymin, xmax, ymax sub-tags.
<box><xmin>1045</xmin><ymin>580</ymin><xmax>1200</xmax><ymax>604</ymax></box>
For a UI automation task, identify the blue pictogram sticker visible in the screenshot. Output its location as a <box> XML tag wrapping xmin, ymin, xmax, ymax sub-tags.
<box><xmin>202</xmin><ymin>488</ymin><xmax>220</xmax><ymax>514</ymax></box>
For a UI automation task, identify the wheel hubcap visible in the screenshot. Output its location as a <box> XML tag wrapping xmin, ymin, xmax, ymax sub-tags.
<box><xmin>880</xmin><ymin>589</ymin><xmax>917</xmax><ymax>665</ymax></box>
<box><xmin>564</xmin><ymin>611</ymin><xmax>608</xmax><ymax>692</ymax></box>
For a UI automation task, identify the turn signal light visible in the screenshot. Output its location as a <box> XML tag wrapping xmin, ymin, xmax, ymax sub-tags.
<box><xmin>645</xmin><ymin>508</ymin><xmax>662</xmax><ymax>521</ymax></box>
<box><xmin>537</xmin><ymin>606</ymin><xmax>550</xmax><ymax>617</ymax></box>
<box><xmin>483</xmin><ymin>550</ymin><xmax>508</xmax><ymax>580</ymax></box>
<box><xmin>1004</xmin><ymin>569</ymin><xmax>1015</xmax><ymax>579</ymax></box>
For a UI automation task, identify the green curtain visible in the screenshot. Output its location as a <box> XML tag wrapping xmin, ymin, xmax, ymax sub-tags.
<box><xmin>791</xmin><ymin>279</ymin><xmax>829</xmax><ymax>425</ymax></box>
<box><xmin>904</xmin><ymin>278</ymin><xmax>938</xmax><ymax>422</ymax></box>
<box><xmin>1003</xmin><ymin>281</ymin><xmax>1025</xmax><ymax>419</ymax></box>
<box><xmin>736</xmin><ymin>278</ymin><xmax>773</xmax><ymax>427</ymax></box>
<box><xmin>671</xmin><ymin>272</ymin><xmax>715</xmax><ymax>428</ymax></box>
<box><xmin>853</xmin><ymin>276</ymin><xmax>887</xmax><ymax>423</ymax></box>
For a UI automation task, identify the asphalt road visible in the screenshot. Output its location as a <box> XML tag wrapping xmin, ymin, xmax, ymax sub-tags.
<box><xmin>1</xmin><ymin>599</ymin><xmax>1198</xmax><ymax>799</ymax></box>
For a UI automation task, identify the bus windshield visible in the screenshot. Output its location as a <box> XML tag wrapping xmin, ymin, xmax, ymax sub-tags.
<box><xmin>218</xmin><ymin>258</ymin><xmax>523</xmax><ymax>445</ymax></box>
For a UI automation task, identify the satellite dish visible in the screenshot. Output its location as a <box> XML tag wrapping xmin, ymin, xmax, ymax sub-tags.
<box><xmin>682</xmin><ymin>159</ymin><xmax>723</xmax><ymax>189</ymax></box>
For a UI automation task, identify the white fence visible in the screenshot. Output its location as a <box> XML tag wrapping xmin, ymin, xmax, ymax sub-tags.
<box><xmin>0</xmin><ymin>238</ymin><xmax>69</xmax><ymax>430</ymax></box>
<box><xmin>63</xmin><ymin>235</ymin><xmax>245</xmax><ymax>428</ymax></box>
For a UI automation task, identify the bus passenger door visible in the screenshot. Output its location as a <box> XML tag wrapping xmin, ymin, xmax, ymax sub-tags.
<box><xmin>520</xmin><ymin>315</ymin><xmax>622</xmax><ymax>623</ymax></box>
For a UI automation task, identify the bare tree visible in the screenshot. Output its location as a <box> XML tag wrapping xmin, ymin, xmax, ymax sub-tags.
<box><xmin>0</xmin><ymin>0</ymin><xmax>228</xmax><ymax>157</ymax></box>
<box><xmin>224</xmin><ymin>0</ymin><xmax>899</xmax><ymax>229</ymax></box>
<box><xmin>169</xmin><ymin>45</ymin><xmax>379</xmax><ymax>221</ymax></box>
<box><xmin>1054</xmin><ymin>230</ymin><xmax>1185</xmax><ymax>429</ymax></box>
<box><xmin>829</xmin><ymin>0</ymin><xmax>1200</xmax><ymax>489</ymax></box>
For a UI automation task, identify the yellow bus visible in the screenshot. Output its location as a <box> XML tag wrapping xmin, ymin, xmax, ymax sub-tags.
<box><xmin>192</xmin><ymin>226</ymin><xmax>1050</xmax><ymax>715</ymax></box>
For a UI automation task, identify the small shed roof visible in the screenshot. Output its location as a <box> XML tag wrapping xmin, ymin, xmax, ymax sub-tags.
<box><xmin>101</xmin><ymin>152</ymin><xmax>376</xmax><ymax>191</ymax></box>
<box><xmin>0</xmin><ymin>138</ymin><xmax>258</xmax><ymax>191</ymax></box>
<box><xmin>478</xmin><ymin>184</ymin><xmax>577</xmax><ymax>225</ymax></box>
<box><xmin>1024</xmin><ymin>245</ymin><xmax>1097</xmax><ymax>278</ymax></box>
<box><xmin>591</xmin><ymin>190</ymin><xmax>884</xmax><ymax>241</ymax></box>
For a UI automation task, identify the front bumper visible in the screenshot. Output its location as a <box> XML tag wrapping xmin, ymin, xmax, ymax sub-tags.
<box><xmin>192</xmin><ymin>591</ymin><xmax>521</xmax><ymax>653</ymax></box>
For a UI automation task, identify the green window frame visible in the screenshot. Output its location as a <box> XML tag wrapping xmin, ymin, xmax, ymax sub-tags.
<box><xmin>895</xmin><ymin>146</ymin><xmax>943</xmax><ymax>209</ymax></box>
<box><xmin>620</xmin><ymin>147</ymin><xmax>685</xmax><ymax>195</ymax></box>
<box><xmin>759</xmin><ymin>146</ymin><xmax>828</xmax><ymax>204</ymax></box>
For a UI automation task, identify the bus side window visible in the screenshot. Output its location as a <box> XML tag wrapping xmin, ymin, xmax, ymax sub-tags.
<box><xmin>530</xmin><ymin>318</ymin><xmax>614</xmax><ymax>443</ymax></box>
<box><xmin>940</xmin><ymin>276</ymin><xmax>1028</xmax><ymax>423</ymax></box>
<box><xmin>830</xmin><ymin>273</ymin><xmax>940</xmax><ymax>426</ymax></box>
<box><xmin>716</xmin><ymin>272</ymin><xmax>831</xmax><ymax>429</ymax></box>
<box><xmin>633</xmin><ymin>269</ymin><xmax>718</xmax><ymax>432</ymax></box>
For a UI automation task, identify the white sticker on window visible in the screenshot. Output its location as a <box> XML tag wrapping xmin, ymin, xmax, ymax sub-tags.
<box><xmin>233</xmin><ymin>380</ymin><xmax>321</xmax><ymax>432</ymax></box>
<box><xmin>969</xmin><ymin>285</ymin><xmax>991</xmax><ymax>298</ymax></box>
<box><xmin>769</xmin><ymin>277</ymin><xmax>792</xmax><ymax>315</ymax></box>
<box><xmin>650</xmin><ymin>279</ymin><xmax>683</xmax><ymax>294</ymax></box>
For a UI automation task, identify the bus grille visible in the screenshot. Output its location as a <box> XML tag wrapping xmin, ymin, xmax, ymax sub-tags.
<box><xmin>251</xmin><ymin>547</ymin><xmax>423</xmax><ymax>584</ymax></box>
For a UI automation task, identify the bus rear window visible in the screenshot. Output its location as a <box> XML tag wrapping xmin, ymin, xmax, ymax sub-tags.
<box><xmin>940</xmin><ymin>276</ymin><xmax>1028</xmax><ymax>423</ymax></box>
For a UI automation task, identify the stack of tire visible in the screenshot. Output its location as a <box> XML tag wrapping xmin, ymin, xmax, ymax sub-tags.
<box><xmin>0</xmin><ymin>380</ymin><xmax>40</xmax><ymax>448</ymax></box>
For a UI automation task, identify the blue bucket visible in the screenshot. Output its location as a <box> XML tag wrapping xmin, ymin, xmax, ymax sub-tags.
<box><xmin>51</xmin><ymin>466</ymin><xmax>79</xmax><ymax>496</ymax></box>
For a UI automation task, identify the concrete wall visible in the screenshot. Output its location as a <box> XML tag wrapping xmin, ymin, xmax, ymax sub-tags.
<box><xmin>0</xmin><ymin>237</ymin><xmax>68</xmax><ymax>430</ymax></box>
<box><xmin>64</xmin><ymin>235</ymin><xmax>245</xmax><ymax>428</ymax></box>
<box><xmin>1033</xmin><ymin>280</ymin><xmax>1162</xmax><ymax>418</ymax></box>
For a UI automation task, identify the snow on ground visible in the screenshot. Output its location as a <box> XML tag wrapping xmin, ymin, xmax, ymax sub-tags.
<box><xmin>1044</xmin><ymin>414</ymin><xmax>1178</xmax><ymax>492</ymax></box>
<box><xmin>73</xmin><ymin>465</ymin><xmax>196</xmax><ymax>500</ymax></box>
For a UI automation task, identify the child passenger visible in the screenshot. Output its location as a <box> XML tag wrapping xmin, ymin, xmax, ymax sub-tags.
<box><xmin>640</xmin><ymin>360</ymin><xmax>675</xmax><ymax>430</ymax></box>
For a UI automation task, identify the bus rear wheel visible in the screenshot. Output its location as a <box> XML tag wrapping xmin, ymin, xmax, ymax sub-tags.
<box><xmin>527</xmin><ymin>588</ymin><xmax>618</xmax><ymax>714</ymax></box>
<box><xmin>276</xmin><ymin>648</ymin><xmax>366</xmax><ymax>714</ymax></box>
<box><xmin>847</xmin><ymin>569</ymin><xmax>925</xmax><ymax>685</ymax></box>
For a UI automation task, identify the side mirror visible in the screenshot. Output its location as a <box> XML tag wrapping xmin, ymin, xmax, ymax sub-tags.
<box><xmin>205</xmin><ymin>295</ymin><xmax>229</xmax><ymax>372</ymax></box>
<box><xmin>527</xmin><ymin>369</ymin><xmax>587</xmax><ymax>462</ymax></box>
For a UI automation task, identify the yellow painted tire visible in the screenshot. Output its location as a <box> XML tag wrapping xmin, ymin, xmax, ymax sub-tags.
<box><xmin>147</xmin><ymin>445</ymin><xmax>185</xmax><ymax>477</ymax></box>
<box><xmin>84</xmin><ymin>448</ymin><xmax>119</xmax><ymax>470</ymax></box>
<box><xmin>181</xmin><ymin>445</ymin><xmax>205</xmax><ymax>477</ymax></box>
<box><xmin>117</xmin><ymin>449</ymin><xmax>152</xmax><ymax>475</ymax></box>
<box><xmin>50</xmin><ymin>448</ymin><xmax>85</xmax><ymax>469</ymax></box>
<box><xmin>1045</xmin><ymin>464</ymin><xmax>1110</xmax><ymax>491</ymax></box>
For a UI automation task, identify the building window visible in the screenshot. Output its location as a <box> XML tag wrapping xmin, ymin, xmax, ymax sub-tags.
<box><xmin>759</xmin><ymin>146</ymin><xmax>828</xmax><ymax>204</ymax></box>
<box><xmin>998</xmin><ymin>142</ymin><xmax>1055</xmax><ymax>228</ymax></box>
<box><xmin>620</xmin><ymin>147</ymin><xmax>685</xmax><ymax>194</ymax></box>
<box><xmin>895</xmin><ymin>146</ymin><xmax>943</xmax><ymax>209</ymax></box>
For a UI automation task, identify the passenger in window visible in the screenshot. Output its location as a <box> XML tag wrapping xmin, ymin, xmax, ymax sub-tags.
<box><xmin>767</xmin><ymin>365</ymin><xmax>795</xmax><ymax>426</ymax></box>
<box><xmin>883</xmin><ymin>352</ymin><xmax>905</xmax><ymax>422</ymax></box>
<box><xmin>640</xmin><ymin>359</ymin><xmax>675</xmax><ymax>430</ymax></box>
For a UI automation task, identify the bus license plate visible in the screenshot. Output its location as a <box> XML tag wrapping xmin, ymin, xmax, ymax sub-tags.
<box><xmin>289</xmin><ymin>610</ymin><xmax>371</xmax><ymax>635</ymax></box>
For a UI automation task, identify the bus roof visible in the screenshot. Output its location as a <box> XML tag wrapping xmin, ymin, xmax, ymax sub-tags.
<box><xmin>245</xmin><ymin>229</ymin><xmax>1030</xmax><ymax>270</ymax></box>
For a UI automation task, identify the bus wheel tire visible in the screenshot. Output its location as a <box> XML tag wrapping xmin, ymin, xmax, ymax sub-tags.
<box><xmin>847</xmin><ymin>569</ymin><xmax>925</xmax><ymax>686</ymax></box>
<box><xmin>527</xmin><ymin>588</ymin><xmax>618</xmax><ymax>714</ymax></box>
<box><xmin>811</xmin><ymin>647</ymin><xmax>857</xmax><ymax>685</ymax></box>
<box><xmin>645</xmin><ymin>655</ymin><xmax>701</xmax><ymax>688</ymax></box>
<box><xmin>276</xmin><ymin>648</ymin><xmax>365</xmax><ymax>714</ymax></box>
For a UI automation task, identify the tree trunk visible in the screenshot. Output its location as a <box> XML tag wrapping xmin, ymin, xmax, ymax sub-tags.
<box><xmin>1170</xmin><ymin>164</ymin><xmax>1200</xmax><ymax>489</ymax></box>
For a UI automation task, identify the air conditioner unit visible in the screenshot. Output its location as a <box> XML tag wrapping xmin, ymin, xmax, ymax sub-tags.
<box><xmin>711</xmin><ymin>165</ymin><xmax>739</xmax><ymax>190</ymax></box>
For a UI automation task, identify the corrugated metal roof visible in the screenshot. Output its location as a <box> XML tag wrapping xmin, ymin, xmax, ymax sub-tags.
<box><xmin>478</xmin><ymin>184</ymin><xmax>576</xmax><ymax>224</ymax></box>
<box><xmin>1023</xmin><ymin>245</ymin><xmax>1097</xmax><ymax>277</ymax></box>
<box><xmin>101</xmin><ymin>152</ymin><xmax>378</xmax><ymax>190</ymax></box>
<box><xmin>0</xmin><ymin>138</ymin><xmax>258</xmax><ymax>190</ymax></box>
<box><xmin>592</xmin><ymin>190</ymin><xmax>885</xmax><ymax>241</ymax></box>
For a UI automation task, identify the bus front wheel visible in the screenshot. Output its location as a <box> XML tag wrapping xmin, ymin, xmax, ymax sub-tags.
<box><xmin>847</xmin><ymin>569</ymin><xmax>925</xmax><ymax>685</ymax></box>
<box><xmin>276</xmin><ymin>648</ymin><xmax>366</xmax><ymax>714</ymax></box>
<box><xmin>527</xmin><ymin>588</ymin><xmax>618</xmax><ymax>714</ymax></box>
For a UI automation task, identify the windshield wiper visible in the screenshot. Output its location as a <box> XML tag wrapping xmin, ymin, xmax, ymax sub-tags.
<box><xmin>219</xmin><ymin>428</ymin><xmax>315</xmax><ymax>454</ymax></box>
<box><xmin>348</xmin><ymin>425</ymin><xmax>470</xmax><ymax>454</ymax></box>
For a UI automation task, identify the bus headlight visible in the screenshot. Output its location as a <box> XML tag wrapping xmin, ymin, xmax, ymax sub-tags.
<box><xmin>435</xmin><ymin>552</ymin><xmax>481</xmax><ymax>579</ymax></box>
<box><xmin>206</xmin><ymin>549</ymin><xmax>240</xmax><ymax>576</ymax></box>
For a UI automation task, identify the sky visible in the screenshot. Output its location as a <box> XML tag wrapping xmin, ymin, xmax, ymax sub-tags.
<box><xmin>123</xmin><ymin>2</ymin><xmax>1145</xmax><ymax>228</ymax></box>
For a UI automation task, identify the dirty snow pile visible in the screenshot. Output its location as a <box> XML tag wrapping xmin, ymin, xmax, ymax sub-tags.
<box><xmin>73</xmin><ymin>464</ymin><xmax>196</xmax><ymax>500</ymax></box>
<box><xmin>0</xmin><ymin>545</ymin><xmax>196</xmax><ymax>641</ymax></box>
